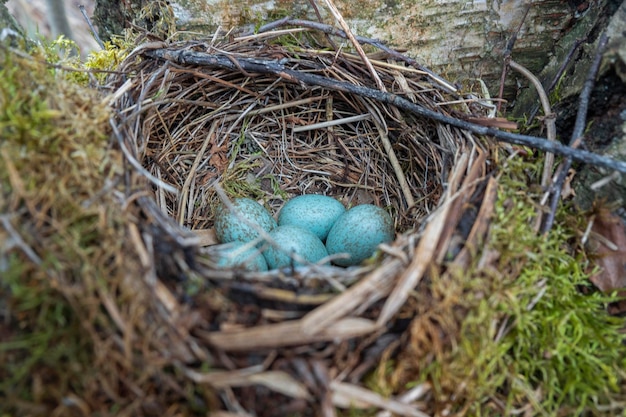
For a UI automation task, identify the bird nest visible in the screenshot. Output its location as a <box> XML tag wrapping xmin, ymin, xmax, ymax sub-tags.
<box><xmin>108</xmin><ymin>25</ymin><xmax>495</xmax><ymax>415</ymax></box>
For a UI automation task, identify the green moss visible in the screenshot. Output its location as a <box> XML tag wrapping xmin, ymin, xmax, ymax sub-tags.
<box><xmin>80</xmin><ymin>37</ymin><xmax>129</xmax><ymax>84</ymax></box>
<box><xmin>60</xmin><ymin>38</ymin><xmax>130</xmax><ymax>85</ymax></box>
<box><xmin>133</xmin><ymin>0</ymin><xmax>176</xmax><ymax>40</ymax></box>
<box><xmin>480</xmin><ymin>160</ymin><xmax>624</xmax><ymax>414</ymax></box>
<box><xmin>221</xmin><ymin>157</ymin><xmax>288</xmax><ymax>201</ymax></box>
<box><xmin>24</xmin><ymin>25</ymin><xmax>131</xmax><ymax>86</ymax></box>
<box><xmin>0</xmin><ymin>57</ymin><xmax>57</xmax><ymax>148</ymax></box>
<box><xmin>0</xmin><ymin>254</ymin><xmax>92</xmax><ymax>404</ymax></box>
<box><xmin>390</xmin><ymin>154</ymin><xmax>626</xmax><ymax>416</ymax></box>
<box><xmin>475</xmin><ymin>157</ymin><xmax>622</xmax><ymax>414</ymax></box>
<box><xmin>221</xmin><ymin>121</ymin><xmax>288</xmax><ymax>201</ymax></box>
<box><xmin>0</xmin><ymin>47</ymin><xmax>116</xmax><ymax>414</ymax></box>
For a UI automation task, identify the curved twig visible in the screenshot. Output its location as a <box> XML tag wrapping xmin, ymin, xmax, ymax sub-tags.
<box><xmin>509</xmin><ymin>60</ymin><xmax>557</xmax><ymax>189</ymax></box>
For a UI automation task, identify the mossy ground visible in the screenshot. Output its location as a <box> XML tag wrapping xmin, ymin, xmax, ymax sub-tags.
<box><xmin>0</xmin><ymin>43</ymin><xmax>119</xmax><ymax>414</ymax></box>
<box><xmin>369</xmin><ymin>153</ymin><xmax>626</xmax><ymax>416</ymax></box>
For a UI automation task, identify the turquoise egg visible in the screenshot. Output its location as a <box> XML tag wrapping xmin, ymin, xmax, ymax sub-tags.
<box><xmin>214</xmin><ymin>198</ymin><xmax>277</xmax><ymax>244</ymax></box>
<box><xmin>278</xmin><ymin>194</ymin><xmax>346</xmax><ymax>241</ymax></box>
<box><xmin>215</xmin><ymin>241</ymin><xmax>268</xmax><ymax>271</ymax></box>
<box><xmin>263</xmin><ymin>225</ymin><xmax>329</xmax><ymax>269</ymax></box>
<box><xmin>326</xmin><ymin>204</ymin><xmax>394</xmax><ymax>267</ymax></box>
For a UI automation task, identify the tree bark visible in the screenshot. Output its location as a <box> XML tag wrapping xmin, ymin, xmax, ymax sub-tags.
<box><xmin>94</xmin><ymin>0</ymin><xmax>613</xmax><ymax>99</ymax></box>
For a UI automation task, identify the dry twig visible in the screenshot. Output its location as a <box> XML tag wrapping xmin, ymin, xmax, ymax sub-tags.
<box><xmin>542</xmin><ymin>32</ymin><xmax>610</xmax><ymax>234</ymax></box>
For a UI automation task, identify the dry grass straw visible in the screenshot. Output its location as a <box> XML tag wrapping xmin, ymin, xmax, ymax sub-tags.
<box><xmin>100</xmin><ymin>23</ymin><xmax>497</xmax><ymax>414</ymax></box>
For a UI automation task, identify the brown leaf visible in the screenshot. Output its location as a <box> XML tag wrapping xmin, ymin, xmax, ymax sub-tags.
<box><xmin>587</xmin><ymin>208</ymin><xmax>626</xmax><ymax>293</ymax></box>
<box><xmin>466</xmin><ymin>117</ymin><xmax>519</xmax><ymax>130</ymax></box>
<box><xmin>560</xmin><ymin>168</ymin><xmax>577</xmax><ymax>200</ymax></box>
<box><xmin>209</xmin><ymin>141</ymin><xmax>230</xmax><ymax>173</ymax></box>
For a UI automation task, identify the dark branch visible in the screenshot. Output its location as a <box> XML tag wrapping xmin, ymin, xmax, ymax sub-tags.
<box><xmin>142</xmin><ymin>47</ymin><xmax>626</xmax><ymax>175</ymax></box>
<box><xmin>542</xmin><ymin>32</ymin><xmax>610</xmax><ymax>234</ymax></box>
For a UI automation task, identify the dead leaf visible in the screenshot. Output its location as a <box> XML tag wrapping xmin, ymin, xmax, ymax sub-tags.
<box><xmin>560</xmin><ymin>168</ymin><xmax>577</xmax><ymax>200</ymax></box>
<box><xmin>587</xmin><ymin>208</ymin><xmax>626</xmax><ymax>296</ymax></box>
<box><xmin>466</xmin><ymin>117</ymin><xmax>518</xmax><ymax>130</ymax></box>
<box><xmin>209</xmin><ymin>141</ymin><xmax>230</xmax><ymax>172</ymax></box>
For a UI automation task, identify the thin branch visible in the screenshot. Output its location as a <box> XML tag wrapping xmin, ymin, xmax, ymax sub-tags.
<box><xmin>142</xmin><ymin>47</ymin><xmax>626</xmax><ymax>175</ymax></box>
<box><xmin>496</xmin><ymin>4</ymin><xmax>531</xmax><ymax>113</ymax></box>
<box><xmin>110</xmin><ymin>116</ymin><xmax>180</xmax><ymax>195</ymax></box>
<box><xmin>527</xmin><ymin>37</ymin><xmax>586</xmax><ymax>124</ymax></box>
<box><xmin>1</xmin><ymin>214</ymin><xmax>43</xmax><ymax>265</ymax></box>
<box><xmin>256</xmin><ymin>16</ymin><xmax>292</xmax><ymax>33</ymax></box>
<box><xmin>178</xmin><ymin>122</ymin><xmax>217</xmax><ymax>225</ymax></box>
<box><xmin>307</xmin><ymin>0</ymin><xmax>337</xmax><ymax>49</ymax></box>
<box><xmin>541</xmin><ymin>32</ymin><xmax>610</xmax><ymax>234</ymax></box>
<box><xmin>1</xmin><ymin>43</ymin><xmax>123</xmax><ymax>75</ymax></box>
<box><xmin>508</xmin><ymin>59</ymin><xmax>558</xmax><ymax>233</ymax></box>
<box><xmin>79</xmin><ymin>5</ymin><xmax>105</xmax><ymax>50</ymax></box>
<box><xmin>369</xmin><ymin>106</ymin><xmax>416</xmax><ymax>208</ymax></box>
<box><xmin>505</xmin><ymin>5</ymin><xmax>531</xmax><ymax>56</ymax></box>
<box><xmin>496</xmin><ymin>57</ymin><xmax>509</xmax><ymax>115</ymax></box>
<box><xmin>317</xmin><ymin>1</ymin><xmax>413</xmax><ymax>208</ymax></box>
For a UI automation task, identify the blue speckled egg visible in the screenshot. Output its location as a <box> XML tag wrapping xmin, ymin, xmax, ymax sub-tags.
<box><xmin>215</xmin><ymin>241</ymin><xmax>268</xmax><ymax>271</ymax></box>
<box><xmin>278</xmin><ymin>194</ymin><xmax>346</xmax><ymax>241</ymax></box>
<box><xmin>263</xmin><ymin>225</ymin><xmax>329</xmax><ymax>269</ymax></box>
<box><xmin>325</xmin><ymin>204</ymin><xmax>394</xmax><ymax>267</ymax></box>
<box><xmin>214</xmin><ymin>198</ymin><xmax>277</xmax><ymax>244</ymax></box>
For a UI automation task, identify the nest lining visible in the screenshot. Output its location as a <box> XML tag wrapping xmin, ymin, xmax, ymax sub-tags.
<box><xmin>116</xmin><ymin>37</ymin><xmax>469</xmax><ymax>242</ymax></box>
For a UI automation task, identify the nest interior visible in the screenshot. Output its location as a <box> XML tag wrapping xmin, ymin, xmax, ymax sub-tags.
<box><xmin>108</xmin><ymin>26</ymin><xmax>493</xmax><ymax>414</ymax></box>
<box><xmin>119</xmin><ymin>36</ymin><xmax>475</xmax><ymax>233</ymax></box>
